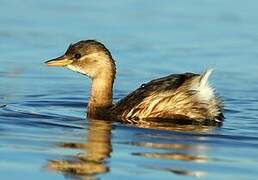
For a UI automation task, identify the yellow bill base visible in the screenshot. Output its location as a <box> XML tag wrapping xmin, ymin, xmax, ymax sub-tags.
<box><xmin>45</xmin><ymin>58</ymin><xmax>73</xmax><ymax>67</ymax></box>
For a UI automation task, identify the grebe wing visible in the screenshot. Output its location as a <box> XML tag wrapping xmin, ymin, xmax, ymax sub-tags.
<box><xmin>112</xmin><ymin>73</ymin><xmax>198</xmax><ymax>116</ymax></box>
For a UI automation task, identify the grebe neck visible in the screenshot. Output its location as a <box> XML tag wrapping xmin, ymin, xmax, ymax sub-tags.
<box><xmin>88</xmin><ymin>69</ymin><xmax>115</xmax><ymax>117</ymax></box>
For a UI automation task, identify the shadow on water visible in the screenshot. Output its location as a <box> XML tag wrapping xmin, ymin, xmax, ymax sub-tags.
<box><xmin>45</xmin><ymin>118</ymin><xmax>216</xmax><ymax>179</ymax></box>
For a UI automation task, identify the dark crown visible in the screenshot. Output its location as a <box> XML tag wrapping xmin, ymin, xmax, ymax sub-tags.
<box><xmin>65</xmin><ymin>40</ymin><xmax>113</xmax><ymax>58</ymax></box>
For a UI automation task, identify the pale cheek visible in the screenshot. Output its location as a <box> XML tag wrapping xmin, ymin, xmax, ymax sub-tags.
<box><xmin>67</xmin><ymin>64</ymin><xmax>96</xmax><ymax>77</ymax></box>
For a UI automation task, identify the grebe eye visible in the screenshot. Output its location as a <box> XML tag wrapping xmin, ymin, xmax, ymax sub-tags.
<box><xmin>74</xmin><ymin>53</ymin><xmax>81</xmax><ymax>59</ymax></box>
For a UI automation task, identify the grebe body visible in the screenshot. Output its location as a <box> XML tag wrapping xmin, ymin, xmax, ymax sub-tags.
<box><xmin>45</xmin><ymin>40</ymin><xmax>224</xmax><ymax>124</ymax></box>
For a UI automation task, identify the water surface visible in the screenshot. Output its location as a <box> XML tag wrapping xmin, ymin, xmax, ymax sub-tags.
<box><xmin>1</xmin><ymin>0</ymin><xmax>258</xmax><ymax>179</ymax></box>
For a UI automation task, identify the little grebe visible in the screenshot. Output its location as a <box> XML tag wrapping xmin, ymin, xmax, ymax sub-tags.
<box><xmin>45</xmin><ymin>40</ymin><xmax>224</xmax><ymax>124</ymax></box>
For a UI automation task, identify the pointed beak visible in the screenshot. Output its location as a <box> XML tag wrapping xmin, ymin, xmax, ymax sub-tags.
<box><xmin>45</xmin><ymin>55</ymin><xmax>73</xmax><ymax>67</ymax></box>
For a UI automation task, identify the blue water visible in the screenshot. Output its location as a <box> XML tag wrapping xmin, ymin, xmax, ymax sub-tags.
<box><xmin>1</xmin><ymin>0</ymin><xmax>258</xmax><ymax>179</ymax></box>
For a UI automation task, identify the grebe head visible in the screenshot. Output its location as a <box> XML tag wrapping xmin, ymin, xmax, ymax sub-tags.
<box><xmin>45</xmin><ymin>40</ymin><xmax>116</xmax><ymax>80</ymax></box>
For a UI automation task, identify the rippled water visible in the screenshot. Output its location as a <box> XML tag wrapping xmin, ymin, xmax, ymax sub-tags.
<box><xmin>1</xmin><ymin>0</ymin><xmax>258</xmax><ymax>179</ymax></box>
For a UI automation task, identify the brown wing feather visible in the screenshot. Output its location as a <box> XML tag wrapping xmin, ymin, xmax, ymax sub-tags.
<box><xmin>111</xmin><ymin>73</ymin><xmax>198</xmax><ymax>118</ymax></box>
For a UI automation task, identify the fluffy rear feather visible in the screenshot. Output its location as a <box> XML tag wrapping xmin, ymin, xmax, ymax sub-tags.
<box><xmin>191</xmin><ymin>69</ymin><xmax>215</xmax><ymax>102</ymax></box>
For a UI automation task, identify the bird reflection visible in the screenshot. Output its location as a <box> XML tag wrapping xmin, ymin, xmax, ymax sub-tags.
<box><xmin>47</xmin><ymin>119</ymin><xmax>112</xmax><ymax>179</ymax></box>
<box><xmin>46</xmin><ymin>118</ymin><xmax>217</xmax><ymax>178</ymax></box>
<box><xmin>130</xmin><ymin>119</ymin><xmax>217</xmax><ymax>132</ymax></box>
<box><xmin>126</xmin><ymin>120</ymin><xmax>215</xmax><ymax>177</ymax></box>
<box><xmin>129</xmin><ymin>141</ymin><xmax>209</xmax><ymax>177</ymax></box>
